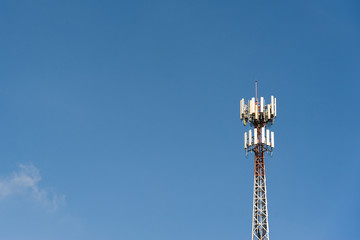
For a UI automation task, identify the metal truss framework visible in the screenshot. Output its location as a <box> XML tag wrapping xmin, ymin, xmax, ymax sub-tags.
<box><xmin>251</xmin><ymin>137</ymin><xmax>269</xmax><ymax>240</ymax></box>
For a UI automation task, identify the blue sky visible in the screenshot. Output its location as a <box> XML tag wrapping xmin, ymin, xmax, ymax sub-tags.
<box><xmin>0</xmin><ymin>0</ymin><xmax>359</xmax><ymax>239</ymax></box>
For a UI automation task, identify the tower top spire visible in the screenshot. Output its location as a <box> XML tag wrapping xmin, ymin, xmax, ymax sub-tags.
<box><xmin>255</xmin><ymin>80</ymin><xmax>257</xmax><ymax>101</ymax></box>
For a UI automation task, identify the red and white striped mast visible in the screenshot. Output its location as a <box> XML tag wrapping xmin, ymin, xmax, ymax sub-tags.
<box><xmin>240</xmin><ymin>82</ymin><xmax>277</xmax><ymax>240</ymax></box>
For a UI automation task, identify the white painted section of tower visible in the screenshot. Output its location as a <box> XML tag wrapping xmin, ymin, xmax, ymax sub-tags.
<box><xmin>252</xmin><ymin>175</ymin><xmax>270</xmax><ymax>240</ymax></box>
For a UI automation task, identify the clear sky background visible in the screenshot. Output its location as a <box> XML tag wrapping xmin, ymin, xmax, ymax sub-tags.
<box><xmin>0</xmin><ymin>0</ymin><xmax>359</xmax><ymax>239</ymax></box>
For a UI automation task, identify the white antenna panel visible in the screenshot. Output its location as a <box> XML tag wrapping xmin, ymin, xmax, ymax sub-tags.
<box><xmin>240</xmin><ymin>101</ymin><xmax>242</xmax><ymax>119</ymax></box>
<box><xmin>244</xmin><ymin>132</ymin><xmax>247</xmax><ymax>149</ymax></box>
<box><xmin>240</xmin><ymin>99</ymin><xmax>244</xmax><ymax>119</ymax></box>
<box><xmin>271</xmin><ymin>96</ymin><xmax>274</xmax><ymax>116</ymax></box>
<box><xmin>271</xmin><ymin>131</ymin><xmax>274</xmax><ymax>148</ymax></box>
<box><xmin>267</xmin><ymin>105</ymin><xmax>271</xmax><ymax>119</ymax></box>
<box><xmin>248</xmin><ymin>100</ymin><xmax>252</xmax><ymax>115</ymax></box>
<box><xmin>252</xmin><ymin>97</ymin><xmax>255</xmax><ymax>114</ymax></box>
<box><xmin>249</xmin><ymin>100</ymin><xmax>252</xmax><ymax>115</ymax></box>
<box><xmin>249</xmin><ymin>129</ymin><xmax>252</xmax><ymax>145</ymax></box>
<box><xmin>266</xmin><ymin>129</ymin><xmax>270</xmax><ymax>146</ymax></box>
<box><xmin>254</xmin><ymin>128</ymin><xmax>258</xmax><ymax>144</ymax></box>
<box><xmin>261</xmin><ymin>127</ymin><xmax>265</xmax><ymax>143</ymax></box>
<box><xmin>255</xmin><ymin>106</ymin><xmax>258</xmax><ymax>120</ymax></box>
<box><xmin>250</xmin><ymin>100</ymin><xmax>255</xmax><ymax>114</ymax></box>
<box><xmin>260</xmin><ymin>97</ymin><xmax>264</xmax><ymax>113</ymax></box>
<box><xmin>274</xmin><ymin>98</ymin><xmax>277</xmax><ymax>117</ymax></box>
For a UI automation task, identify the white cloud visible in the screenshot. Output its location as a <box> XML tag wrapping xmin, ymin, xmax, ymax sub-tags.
<box><xmin>0</xmin><ymin>164</ymin><xmax>65</xmax><ymax>210</ymax></box>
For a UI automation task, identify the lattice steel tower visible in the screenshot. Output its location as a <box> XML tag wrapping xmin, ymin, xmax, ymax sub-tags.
<box><xmin>240</xmin><ymin>82</ymin><xmax>277</xmax><ymax>240</ymax></box>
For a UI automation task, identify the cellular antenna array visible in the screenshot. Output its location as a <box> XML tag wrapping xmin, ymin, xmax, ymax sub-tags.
<box><xmin>240</xmin><ymin>82</ymin><xmax>277</xmax><ymax>240</ymax></box>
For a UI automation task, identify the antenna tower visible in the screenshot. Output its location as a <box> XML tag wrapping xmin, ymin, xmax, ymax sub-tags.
<box><xmin>240</xmin><ymin>83</ymin><xmax>277</xmax><ymax>240</ymax></box>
